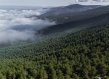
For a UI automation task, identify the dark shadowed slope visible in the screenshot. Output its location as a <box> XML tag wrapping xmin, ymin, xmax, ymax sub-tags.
<box><xmin>38</xmin><ymin>12</ymin><xmax>109</xmax><ymax>35</ymax></box>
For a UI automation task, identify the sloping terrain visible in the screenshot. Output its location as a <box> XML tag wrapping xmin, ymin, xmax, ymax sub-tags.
<box><xmin>40</xmin><ymin>4</ymin><xmax>101</xmax><ymax>16</ymax></box>
<box><xmin>38</xmin><ymin>5</ymin><xmax>109</xmax><ymax>23</ymax></box>
<box><xmin>0</xmin><ymin>24</ymin><xmax>109</xmax><ymax>78</ymax></box>
<box><xmin>0</xmin><ymin>4</ymin><xmax>109</xmax><ymax>79</ymax></box>
<box><xmin>38</xmin><ymin>12</ymin><xmax>109</xmax><ymax>35</ymax></box>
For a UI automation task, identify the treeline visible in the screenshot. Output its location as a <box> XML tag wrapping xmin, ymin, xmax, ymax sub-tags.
<box><xmin>0</xmin><ymin>24</ymin><xmax>109</xmax><ymax>78</ymax></box>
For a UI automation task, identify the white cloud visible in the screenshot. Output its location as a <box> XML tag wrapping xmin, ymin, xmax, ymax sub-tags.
<box><xmin>0</xmin><ymin>9</ymin><xmax>55</xmax><ymax>43</ymax></box>
<box><xmin>0</xmin><ymin>30</ymin><xmax>35</xmax><ymax>43</ymax></box>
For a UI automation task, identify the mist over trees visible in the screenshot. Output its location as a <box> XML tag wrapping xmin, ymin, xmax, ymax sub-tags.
<box><xmin>0</xmin><ymin>9</ymin><xmax>55</xmax><ymax>44</ymax></box>
<box><xmin>0</xmin><ymin>24</ymin><xmax>109</xmax><ymax>79</ymax></box>
<box><xmin>0</xmin><ymin>3</ymin><xmax>109</xmax><ymax>79</ymax></box>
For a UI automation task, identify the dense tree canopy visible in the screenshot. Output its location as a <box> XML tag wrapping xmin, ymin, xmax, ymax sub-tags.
<box><xmin>0</xmin><ymin>24</ymin><xmax>109</xmax><ymax>79</ymax></box>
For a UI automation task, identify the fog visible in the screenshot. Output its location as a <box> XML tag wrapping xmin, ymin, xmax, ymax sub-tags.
<box><xmin>0</xmin><ymin>8</ymin><xmax>55</xmax><ymax>44</ymax></box>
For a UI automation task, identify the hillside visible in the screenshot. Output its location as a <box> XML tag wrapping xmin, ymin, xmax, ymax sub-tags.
<box><xmin>0</xmin><ymin>24</ymin><xmax>109</xmax><ymax>78</ymax></box>
<box><xmin>38</xmin><ymin>5</ymin><xmax>109</xmax><ymax>23</ymax></box>
<box><xmin>40</xmin><ymin>4</ymin><xmax>101</xmax><ymax>16</ymax></box>
<box><xmin>38</xmin><ymin>12</ymin><xmax>109</xmax><ymax>35</ymax></box>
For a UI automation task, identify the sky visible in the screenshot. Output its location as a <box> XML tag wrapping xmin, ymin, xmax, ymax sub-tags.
<box><xmin>0</xmin><ymin>0</ymin><xmax>75</xmax><ymax>6</ymax></box>
<box><xmin>0</xmin><ymin>0</ymin><xmax>109</xmax><ymax>7</ymax></box>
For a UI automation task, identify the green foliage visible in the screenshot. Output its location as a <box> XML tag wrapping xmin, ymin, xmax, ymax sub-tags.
<box><xmin>0</xmin><ymin>24</ymin><xmax>109</xmax><ymax>78</ymax></box>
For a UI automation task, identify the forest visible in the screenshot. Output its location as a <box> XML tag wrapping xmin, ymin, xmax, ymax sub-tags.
<box><xmin>38</xmin><ymin>5</ymin><xmax>109</xmax><ymax>24</ymax></box>
<box><xmin>0</xmin><ymin>24</ymin><xmax>109</xmax><ymax>79</ymax></box>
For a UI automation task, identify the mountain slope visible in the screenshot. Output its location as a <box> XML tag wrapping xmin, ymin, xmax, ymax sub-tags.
<box><xmin>38</xmin><ymin>5</ymin><xmax>109</xmax><ymax>24</ymax></box>
<box><xmin>40</xmin><ymin>4</ymin><xmax>101</xmax><ymax>16</ymax></box>
<box><xmin>0</xmin><ymin>24</ymin><xmax>109</xmax><ymax>78</ymax></box>
<box><xmin>38</xmin><ymin>12</ymin><xmax>109</xmax><ymax>35</ymax></box>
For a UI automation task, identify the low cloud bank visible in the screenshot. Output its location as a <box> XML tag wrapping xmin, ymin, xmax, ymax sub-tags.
<box><xmin>0</xmin><ymin>8</ymin><xmax>55</xmax><ymax>44</ymax></box>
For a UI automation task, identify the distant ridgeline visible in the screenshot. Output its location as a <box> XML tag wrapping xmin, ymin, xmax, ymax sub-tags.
<box><xmin>76</xmin><ymin>0</ymin><xmax>109</xmax><ymax>2</ymax></box>
<box><xmin>0</xmin><ymin>24</ymin><xmax>109</xmax><ymax>78</ymax></box>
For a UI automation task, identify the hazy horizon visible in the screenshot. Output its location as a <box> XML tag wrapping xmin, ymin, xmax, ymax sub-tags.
<box><xmin>0</xmin><ymin>0</ymin><xmax>109</xmax><ymax>7</ymax></box>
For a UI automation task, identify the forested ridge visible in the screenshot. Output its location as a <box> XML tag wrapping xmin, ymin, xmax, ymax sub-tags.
<box><xmin>0</xmin><ymin>24</ymin><xmax>109</xmax><ymax>79</ymax></box>
<box><xmin>38</xmin><ymin>5</ymin><xmax>109</xmax><ymax>24</ymax></box>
